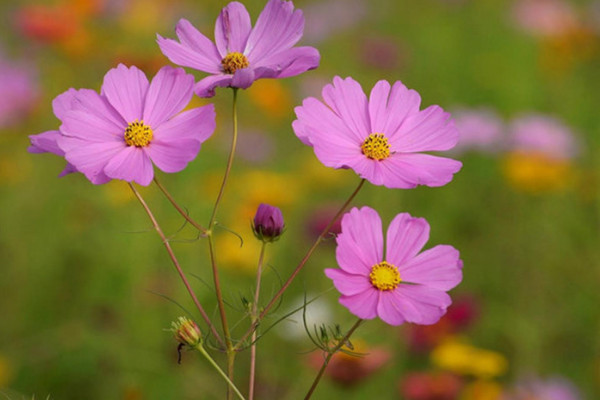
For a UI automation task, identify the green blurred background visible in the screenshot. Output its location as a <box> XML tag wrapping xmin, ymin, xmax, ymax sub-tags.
<box><xmin>1</xmin><ymin>0</ymin><xmax>599</xmax><ymax>398</ymax></box>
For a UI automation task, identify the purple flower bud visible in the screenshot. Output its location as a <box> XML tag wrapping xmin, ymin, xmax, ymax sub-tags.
<box><xmin>252</xmin><ymin>203</ymin><xmax>285</xmax><ymax>242</ymax></box>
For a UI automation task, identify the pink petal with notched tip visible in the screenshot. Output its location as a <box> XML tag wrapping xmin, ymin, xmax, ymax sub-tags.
<box><xmin>325</xmin><ymin>268</ymin><xmax>371</xmax><ymax>297</ymax></box>
<box><xmin>101</xmin><ymin>64</ymin><xmax>148</xmax><ymax>123</ymax></box>
<box><xmin>253</xmin><ymin>46</ymin><xmax>320</xmax><ymax>79</ymax></box>
<box><xmin>322</xmin><ymin>77</ymin><xmax>370</xmax><ymax>141</ymax></box>
<box><xmin>335</xmin><ymin>207</ymin><xmax>383</xmax><ymax>274</ymax></box>
<box><xmin>399</xmin><ymin>245</ymin><xmax>463</xmax><ymax>291</ymax></box>
<box><xmin>143</xmin><ymin>66</ymin><xmax>194</xmax><ymax>128</ymax></box>
<box><xmin>103</xmin><ymin>146</ymin><xmax>154</xmax><ymax>186</ymax></box>
<box><xmin>385</xmin><ymin>213</ymin><xmax>430</xmax><ymax>266</ymax></box>
<box><xmin>215</xmin><ymin>1</ymin><xmax>252</xmax><ymax>56</ymax></box>
<box><xmin>368</xmin><ymin>80</ymin><xmax>421</xmax><ymax>136</ymax></box>
<box><xmin>246</xmin><ymin>0</ymin><xmax>304</xmax><ymax>62</ymax></box>
<box><xmin>339</xmin><ymin>288</ymin><xmax>379</xmax><ymax>320</ymax></box>
<box><xmin>390</xmin><ymin>105</ymin><xmax>458</xmax><ymax>153</ymax></box>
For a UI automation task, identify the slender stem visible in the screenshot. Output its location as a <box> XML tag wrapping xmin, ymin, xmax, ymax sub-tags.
<box><xmin>196</xmin><ymin>344</ymin><xmax>247</xmax><ymax>400</ymax></box>
<box><xmin>235</xmin><ymin>179</ymin><xmax>366</xmax><ymax>350</ymax></box>
<box><xmin>206</xmin><ymin>88</ymin><xmax>239</xmax><ymax>400</ymax></box>
<box><xmin>153</xmin><ymin>177</ymin><xmax>207</xmax><ymax>234</ymax></box>
<box><xmin>304</xmin><ymin>319</ymin><xmax>364</xmax><ymax>400</ymax></box>
<box><xmin>208</xmin><ymin>88</ymin><xmax>239</xmax><ymax>227</ymax></box>
<box><xmin>128</xmin><ymin>183</ymin><xmax>224</xmax><ymax>348</ymax></box>
<box><xmin>248</xmin><ymin>242</ymin><xmax>267</xmax><ymax>400</ymax></box>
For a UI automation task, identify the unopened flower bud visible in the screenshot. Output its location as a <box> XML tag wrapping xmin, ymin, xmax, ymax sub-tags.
<box><xmin>171</xmin><ymin>316</ymin><xmax>202</xmax><ymax>347</ymax></box>
<box><xmin>252</xmin><ymin>203</ymin><xmax>284</xmax><ymax>242</ymax></box>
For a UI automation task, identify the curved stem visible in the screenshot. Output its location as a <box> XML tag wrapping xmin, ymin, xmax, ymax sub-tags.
<box><xmin>153</xmin><ymin>177</ymin><xmax>207</xmax><ymax>234</ymax></box>
<box><xmin>235</xmin><ymin>179</ymin><xmax>366</xmax><ymax>350</ymax></box>
<box><xmin>196</xmin><ymin>344</ymin><xmax>247</xmax><ymax>400</ymax></box>
<box><xmin>128</xmin><ymin>183</ymin><xmax>224</xmax><ymax>348</ymax></box>
<box><xmin>304</xmin><ymin>319</ymin><xmax>364</xmax><ymax>400</ymax></box>
<box><xmin>207</xmin><ymin>88</ymin><xmax>239</xmax><ymax>400</ymax></box>
<box><xmin>248</xmin><ymin>242</ymin><xmax>267</xmax><ymax>400</ymax></box>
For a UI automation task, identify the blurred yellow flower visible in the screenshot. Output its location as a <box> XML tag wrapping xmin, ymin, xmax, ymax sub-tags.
<box><xmin>502</xmin><ymin>151</ymin><xmax>574</xmax><ymax>193</ymax></box>
<box><xmin>247</xmin><ymin>79</ymin><xmax>292</xmax><ymax>120</ymax></box>
<box><xmin>431</xmin><ymin>337</ymin><xmax>508</xmax><ymax>379</ymax></box>
<box><xmin>0</xmin><ymin>355</ymin><xmax>14</xmax><ymax>388</ymax></box>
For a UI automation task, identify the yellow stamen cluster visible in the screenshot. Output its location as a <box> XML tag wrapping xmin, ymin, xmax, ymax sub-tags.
<box><xmin>221</xmin><ymin>52</ymin><xmax>249</xmax><ymax>74</ymax></box>
<box><xmin>124</xmin><ymin>120</ymin><xmax>153</xmax><ymax>147</ymax></box>
<box><xmin>369</xmin><ymin>261</ymin><xmax>401</xmax><ymax>291</ymax></box>
<box><xmin>361</xmin><ymin>133</ymin><xmax>390</xmax><ymax>161</ymax></box>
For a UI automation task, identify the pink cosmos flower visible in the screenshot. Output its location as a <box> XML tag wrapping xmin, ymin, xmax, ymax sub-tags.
<box><xmin>29</xmin><ymin>64</ymin><xmax>216</xmax><ymax>185</ymax></box>
<box><xmin>508</xmin><ymin>114</ymin><xmax>578</xmax><ymax>160</ymax></box>
<box><xmin>511</xmin><ymin>0</ymin><xmax>579</xmax><ymax>38</ymax></box>
<box><xmin>293</xmin><ymin>77</ymin><xmax>462</xmax><ymax>189</ymax></box>
<box><xmin>0</xmin><ymin>54</ymin><xmax>39</xmax><ymax>128</ymax></box>
<box><xmin>157</xmin><ymin>0</ymin><xmax>320</xmax><ymax>98</ymax></box>
<box><xmin>325</xmin><ymin>207</ymin><xmax>463</xmax><ymax>326</ymax></box>
<box><xmin>452</xmin><ymin>108</ymin><xmax>505</xmax><ymax>154</ymax></box>
<box><xmin>504</xmin><ymin>376</ymin><xmax>581</xmax><ymax>400</ymax></box>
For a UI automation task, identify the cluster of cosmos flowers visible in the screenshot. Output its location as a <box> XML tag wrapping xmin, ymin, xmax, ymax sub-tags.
<box><xmin>29</xmin><ymin>0</ymin><xmax>463</xmax><ymax>338</ymax></box>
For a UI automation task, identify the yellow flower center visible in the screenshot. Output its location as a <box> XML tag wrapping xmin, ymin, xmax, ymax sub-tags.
<box><xmin>124</xmin><ymin>120</ymin><xmax>153</xmax><ymax>147</ymax></box>
<box><xmin>369</xmin><ymin>261</ymin><xmax>401</xmax><ymax>291</ymax></box>
<box><xmin>221</xmin><ymin>52</ymin><xmax>249</xmax><ymax>74</ymax></box>
<box><xmin>361</xmin><ymin>133</ymin><xmax>390</xmax><ymax>161</ymax></box>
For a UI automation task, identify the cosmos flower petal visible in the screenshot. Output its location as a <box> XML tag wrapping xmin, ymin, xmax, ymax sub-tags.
<box><xmin>154</xmin><ymin>105</ymin><xmax>216</xmax><ymax>142</ymax></box>
<box><xmin>143</xmin><ymin>66</ymin><xmax>194</xmax><ymax>128</ymax></box>
<box><xmin>59</xmin><ymin>135</ymin><xmax>124</xmax><ymax>183</ymax></box>
<box><xmin>58</xmin><ymin>163</ymin><xmax>79</xmax><ymax>177</ymax></box>
<box><xmin>335</xmin><ymin>207</ymin><xmax>383</xmax><ymax>274</ymax></box>
<box><xmin>339</xmin><ymin>289</ymin><xmax>379</xmax><ymax>320</ymax></box>
<box><xmin>195</xmin><ymin>74</ymin><xmax>234</xmax><ymax>98</ymax></box>
<box><xmin>52</xmin><ymin>88</ymin><xmax>78</xmax><ymax>120</ymax></box>
<box><xmin>386</xmin><ymin>213</ymin><xmax>430</xmax><ymax>266</ymax></box>
<box><xmin>145</xmin><ymin>138</ymin><xmax>201</xmax><ymax>173</ymax></box>
<box><xmin>28</xmin><ymin>130</ymin><xmax>64</xmax><ymax>155</ymax></box>
<box><xmin>293</xmin><ymin>96</ymin><xmax>359</xmax><ymax>147</ymax></box>
<box><xmin>253</xmin><ymin>46</ymin><xmax>320</xmax><ymax>79</ymax></box>
<box><xmin>101</xmin><ymin>64</ymin><xmax>149</xmax><ymax>122</ymax></box>
<box><xmin>231</xmin><ymin>67</ymin><xmax>255</xmax><ymax>89</ymax></box>
<box><xmin>322</xmin><ymin>76</ymin><xmax>370</xmax><ymax>140</ymax></box>
<box><xmin>246</xmin><ymin>0</ymin><xmax>304</xmax><ymax>62</ymax></box>
<box><xmin>68</xmin><ymin>88</ymin><xmax>127</xmax><ymax>129</ymax></box>
<box><xmin>325</xmin><ymin>268</ymin><xmax>372</xmax><ymax>296</ymax></box>
<box><xmin>391</xmin><ymin>105</ymin><xmax>458</xmax><ymax>152</ymax></box>
<box><xmin>393</xmin><ymin>285</ymin><xmax>452</xmax><ymax>325</ymax></box>
<box><xmin>400</xmin><ymin>245</ymin><xmax>463</xmax><ymax>291</ymax></box>
<box><xmin>103</xmin><ymin>146</ymin><xmax>154</xmax><ymax>186</ymax></box>
<box><xmin>385</xmin><ymin>153</ymin><xmax>462</xmax><ymax>188</ymax></box>
<box><xmin>371</xmin><ymin>80</ymin><xmax>421</xmax><ymax>135</ymax></box>
<box><xmin>61</xmin><ymin>109</ymin><xmax>124</xmax><ymax>142</ymax></box>
<box><xmin>157</xmin><ymin>30</ymin><xmax>221</xmax><ymax>73</ymax></box>
<box><xmin>376</xmin><ymin>291</ymin><xmax>407</xmax><ymax>326</ymax></box>
<box><xmin>347</xmin><ymin>157</ymin><xmax>388</xmax><ymax>186</ymax></box>
<box><xmin>214</xmin><ymin>1</ymin><xmax>252</xmax><ymax>55</ymax></box>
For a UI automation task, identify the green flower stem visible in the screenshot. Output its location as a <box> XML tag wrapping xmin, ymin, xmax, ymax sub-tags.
<box><xmin>235</xmin><ymin>179</ymin><xmax>366</xmax><ymax>351</ymax></box>
<box><xmin>248</xmin><ymin>242</ymin><xmax>268</xmax><ymax>400</ymax></box>
<box><xmin>196</xmin><ymin>344</ymin><xmax>247</xmax><ymax>400</ymax></box>
<box><xmin>128</xmin><ymin>183</ymin><xmax>224</xmax><ymax>348</ymax></box>
<box><xmin>206</xmin><ymin>88</ymin><xmax>239</xmax><ymax>400</ymax></box>
<box><xmin>304</xmin><ymin>319</ymin><xmax>364</xmax><ymax>400</ymax></box>
<box><xmin>153</xmin><ymin>176</ymin><xmax>207</xmax><ymax>234</ymax></box>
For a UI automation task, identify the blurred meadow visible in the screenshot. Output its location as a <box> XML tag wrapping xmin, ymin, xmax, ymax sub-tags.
<box><xmin>1</xmin><ymin>0</ymin><xmax>600</xmax><ymax>398</ymax></box>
